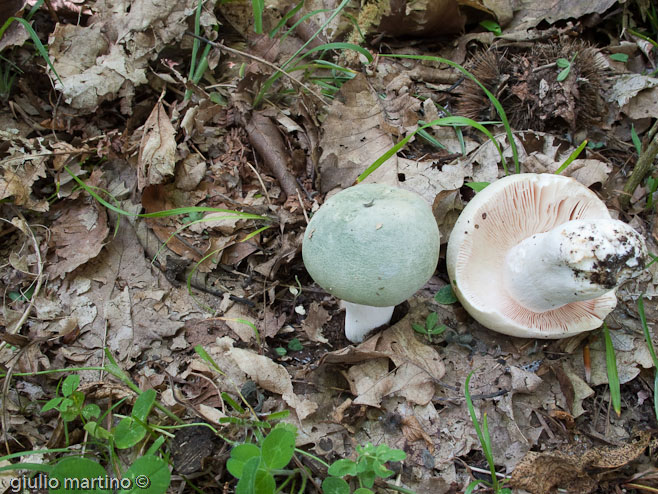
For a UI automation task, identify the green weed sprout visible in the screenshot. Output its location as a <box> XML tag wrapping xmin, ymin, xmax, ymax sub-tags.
<box><xmin>41</xmin><ymin>375</ymin><xmax>101</xmax><ymax>445</ymax></box>
<box><xmin>412</xmin><ymin>312</ymin><xmax>446</xmax><ymax>343</ymax></box>
<box><xmin>2</xmin><ymin>351</ymin><xmax>175</xmax><ymax>494</ymax></box>
<box><xmin>323</xmin><ymin>443</ymin><xmax>407</xmax><ymax>494</ymax></box>
<box><xmin>464</xmin><ymin>371</ymin><xmax>511</xmax><ymax>494</ymax></box>
<box><xmin>556</xmin><ymin>53</ymin><xmax>577</xmax><ymax>82</ymax></box>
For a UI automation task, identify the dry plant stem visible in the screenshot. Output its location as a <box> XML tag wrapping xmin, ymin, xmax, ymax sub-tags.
<box><xmin>0</xmin><ymin>214</ymin><xmax>46</xmax><ymax>347</ymax></box>
<box><xmin>246</xmin><ymin>112</ymin><xmax>300</xmax><ymax>199</ymax></box>
<box><xmin>42</xmin><ymin>0</ymin><xmax>60</xmax><ymax>23</ymax></box>
<box><xmin>621</xmin><ymin>123</ymin><xmax>658</xmax><ymax>209</ymax></box>
<box><xmin>184</xmin><ymin>32</ymin><xmax>329</xmax><ymax>106</ymax></box>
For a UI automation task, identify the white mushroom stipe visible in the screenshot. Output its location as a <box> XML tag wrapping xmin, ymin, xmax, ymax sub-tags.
<box><xmin>341</xmin><ymin>302</ymin><xmax>395</xmax><ymax>343</ymax></box>
<box><xmin>503</xmin><ymin>219</ymin><xmax>647</xmax><ymax>312</ymax></box>
<box><xmin>302</xmin><ymin>183</ymin><xmax>440</xmax><ymax>343</ymax></box>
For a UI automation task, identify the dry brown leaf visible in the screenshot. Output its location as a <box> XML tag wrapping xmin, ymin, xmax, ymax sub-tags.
<box><xmin>49</xmin><ymin>0</ymin><xmax>212</xmax><ymax>110</ymax></box>
<box><xmin>318</xmin><ymin>74</ymin><xmax>400</xmax><ymax>192</ymax></box>
<box><xmin>510</xmin><ymin>432</ymin><xmax>652</xmax><ymax>494</ymax></box>
<box><xmin>507</xmin><ymin>0</ymin><xmax>618</xmax><ymax>32</ymax></box>
<box><xmin>229</xmin><ymin>347</ymin><xmax>318</xmax><ymax>419</ymax></box>
<box><xmin>137</xmin><ymin>101</ymin><xmax>177</xmax><ymax>191</ymax></box>
<box><xmin>347</xmin><ymin>359</ymin><xmax>394</xmax><ymax>408</ymax></box>
<box><xmin>301</xmin><ymin>302</ymin><xmax>330</xmax><ymax>344</ymax></box>
<box><xmin>0</xmin><ymin>131</ymin><xmax>49</xmax><ymax>211</ymax></box>
<box><xmin>401</xmin><ymin>415</ymin><xmax>435</xmax><ymax>452</ymax></box>
<box><xmin>174</xmin><ymin>151</ymin><xmax>206</xmax><ymax>191</ymax></box>
<box><xmin>432</xmin><ymin>190</ymin><xmax>464</xmax><ymax>246</ymax></box>
<box><xmin>46</xmin><ymin>194</ymin><xmax>109</xmax><ymax>279</ymax></box>
<box><xmin>320</xmin><ymin>318</ymin><xmax>444</xmax><ymax>407</ymax></box>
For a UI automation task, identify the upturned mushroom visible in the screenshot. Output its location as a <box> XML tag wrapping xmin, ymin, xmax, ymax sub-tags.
<box><xmin>446</xmin><ymin>173</ymin><xmax>647</xmax><ymax>338</ymax></box>
<box><xmin>302</xmin><ymin>184</ymin><xmax>440</xmax><ymax>343</ymax></box>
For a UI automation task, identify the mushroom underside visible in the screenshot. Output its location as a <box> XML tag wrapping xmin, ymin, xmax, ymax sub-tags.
<box><xmin>448</xmin><ymin>174</ymin><xmax>629</xmax><ymax>337</ymax></box>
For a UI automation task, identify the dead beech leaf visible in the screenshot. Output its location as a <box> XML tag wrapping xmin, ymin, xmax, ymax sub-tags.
<box><xmin>229</xmin><ymin>347</ymin><xmax>318</xmax><ymax>419</ymax></box>
<box><xmin>507</xmin><ymin>0</ymin><xmax>618</xmax><ymax>31</ymax></box>
<box><xmin>523</xmin><ymin>155</ymin><xmax>611</xmax><ymax>188</ymax></box>
<box><xmin>377</xmin><ymin>323</ymin><xmax>445</xmax><ymax>405</ymax></box>
<box><xmin>137</xmin><ymin>101</ymin><xmax>177</xmax><ymax>190</ymax></box>
<box><xmin>46</xmin><ymin>195</ymin><xmax>109</xmax><ymax>279</ymax></box>
<box><xmin>510</xmin><ymin>432</ymin><xmax>651</xmax><ymax>494</ymax></box>
<box><xmin>401</xmin><ymin>415</ymin><xmax>435</xmax><ymax>453</ymax></box>
<box><xmin>432</xmin><ymin>189</ymin><xmax>463</xmax><ymax>246</ymax></box>
<box><xmin>377</xmin><ymin>0</ymin><xmax>466</xmax><ymax>37</ymax></box>
<box><xmin>0</xmin><ymin>131</ymin><xmax>49</xmax><ymax>211</ymax></box>
<box><xmin>318</xmin><ymin>74</ymin><xmax>400</xmax><ymax>192</ymax></box>
<box><xmin>347</xmin><ymin>359</ymin><xmax>394</xmax><ymax>408</ymax></box>
<box><xmin>48</xmin><ymin>0</ymin><xmax>210</xmax><ymax>110</ymax></box>
<box><xmin>320</xmin><ymin>319</ymin><xmax>444</xmax><ymax>407</ymax></box>
<box><xmin>301</xmin><ymin>302</ymin><xmax>330</xmax><ymax>344</ymax></box>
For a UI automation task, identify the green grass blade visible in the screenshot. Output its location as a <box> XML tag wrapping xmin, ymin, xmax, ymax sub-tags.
<box><xmin>269</xmin><ymin>0</ymin><xmax>305</xmax><ymax>37</ymax></box>
<box><xmin>302</xmin><ymin>42</ymin><xmax>373</xmax><ymax>64</ymax></box>
<box><xmin>465</xmin><ymin>371</ymin><xmax>499</xmax><ymax>490</ymax></box>
<box><xmin>26</xmin><ymin>0</ymin><xmax>45</xmax><ymax>20</ymax></box>
<box><xmin>554</xmin><ymin>140</ymin><xmax>587</xmax><ymax>174</ymax></box>
<box><xmin>638</xmin><ymin>296</ymin><xmax>658</xmax><ymax>367</ymax></box>
<box><xmin>380</xmin><ymin>53</ymin><xmax>518</xmax><ymax>173</ymax></box>
<box><xmin>0</xmin><ymin>17</ymin><xmax>63</xmax><ymax>86</ymax></box>
<box><xmin>416</xmin><ymin>127</ymin><xmax>446</xmax><ymax>150</ymax></box>
<box><xmin>277</xmin><ymin>8</ymin><xmax>331</xmax><ymax>41</ymax></box>
<box><xmin>603</xmin><ymin>323</ymin><xmax>621</xmax><ymax>417</ymax></box>
<box><xmin>243</xmin><ymin>225</ymin><xmax>271</xmax><ymax>241</ymax></box>
<box><xmin>638</xmin><ymin>295</ymin><xmax>658</xmax><ymax>423</ymax></box>
<box><xmin>64</xmin><ymin>166</ymin><xmax>268</xmax><ymax>221</ymax></box>
<box><xmin>252</xmin><ymin>0</ymin><xmax>265</xmax><ymax>34</ymax></box>
<box><xmin>254</xmin><ymin>0</ymin><xmax>351</xmax><ymax>106</ymax></box>
<box><xmin>357</xmin><ymin>115</ymin><xmax>506</xmax><ymax>183</ymax></box>
<box><xmin>194</xmin><ymin>345</ymin><xmax>227</xmax><ymax>376</ymax></box>
<box><xmin>631</xmin><ymin>124</ymin><xmax>642</xmax><ymax>154</ymax></box>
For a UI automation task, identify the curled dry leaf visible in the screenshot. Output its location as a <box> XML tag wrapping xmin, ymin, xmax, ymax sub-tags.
<box><xmin>321</xmin><ymin>321</ymin><xmax>444</xmax><ymax>407</ymax></box>
<box><xmin>46</xmin><ymin>194</ymin><xmax>109</xmax><ymax>279</ymax></box>
<box><xmin>507</xmin><ymin>0</ymin><xmax>618</xmax><ymax>31</ymax></box>
<box><xmin>318</xmin><ymin>74</ymin><xmax>400</xmax><ymax>191</ymax></box>
<box><xmin>48</xmin><ymin>0</ymin><xmax>213</xmax><ymax>110</ymax></box>
<box><xmin>0</xmin><ymin>131</ymin><xmax>49</xmax><ymax>211</ymax></box>
<box><xmin>229</xmin><ymin>347</ymin><xmax>318</xmax><ymax>420</ymax></box>
<box><xmin>137</xmin><ymin>101</ymin><xmax>177</xmax><ymax>191</ymax></box>
<box><xmin>510</xmin><ymin>432</ymin><xmax>651</xmax><ymax>494</ymax></box>
<box><xmin>301</xmin><ymin>302</ymin><xmax>330</xmax><ymax>344</ymax></box>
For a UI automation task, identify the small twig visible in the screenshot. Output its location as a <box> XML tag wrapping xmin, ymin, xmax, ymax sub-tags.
<box><xmin>621</xmin><ymin>120</ymin><xmax>658</xmax><ymax>209</ymax></box>
<box><xmin>532</xmin><ymin>62</ymin><xmax>558</xmax><ymax>72</ymax></box>
<box><xmin>184</xmin><ymin>32</ymin><xmax>329</xmax><ymax>106</ymax></box>
<box><xmin>454</xmin><ymin>457</ymin><xmax>509</xmax><ymax>479</ymax></box>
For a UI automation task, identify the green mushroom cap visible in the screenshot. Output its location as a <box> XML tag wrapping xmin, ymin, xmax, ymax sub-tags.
<box><xmin>302</xmin><ymin>184</ymin><xmax>440</xmax><ymax>307</ymax></box>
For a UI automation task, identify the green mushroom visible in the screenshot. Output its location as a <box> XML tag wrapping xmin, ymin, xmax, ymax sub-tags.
<box><xmin>302</xmin><ymin>184</ymin><xmax>440</xmax><ymax>343</ymax></box>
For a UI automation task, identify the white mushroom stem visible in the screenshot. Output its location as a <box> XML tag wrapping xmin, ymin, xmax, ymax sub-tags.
<box><xmin>503</xmin><ymin>219</ymin><xmax>647</xmax><ymax>312</ymax></box>
<box><xmin>341</xmin><ymin>301</ymin><xmax>395</xmax><ymax>343</ymax></box>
